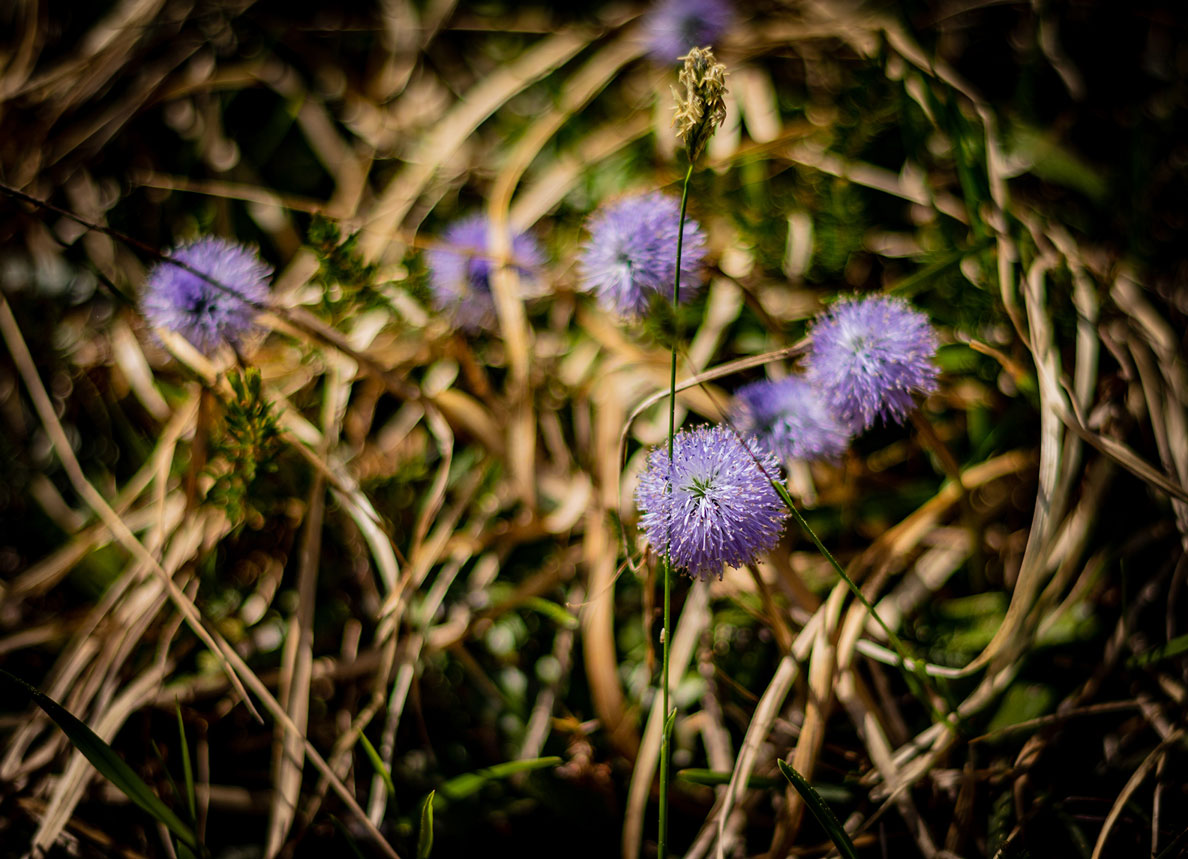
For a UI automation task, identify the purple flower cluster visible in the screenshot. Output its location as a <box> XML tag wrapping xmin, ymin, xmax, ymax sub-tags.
<box><xmin>643</xmin><ymin>0</ymin><xmax>733</xmax><ymax>64</ymax></box>
<box><xmin>730</xmin><ymin>295</ymin><xmax>938</xmax><ymax>466</ymax></box>
<box><xmin>805</xmin><ymin>295</ymin><xmax>939</xmax><ymax>430</ymax></box>
<box><xmin>635</xmin><ymin>425</ymin><xmax>788</xmax><ymax>580</ymax></box>
<box><xmin>733</xmin><ymin>376</ymin><xmax>852</xmax><ymax>462</ymax></box>
<box><xmin>141</xmin><ymin>237</ymin><xmax>271</xmax><ymax>355</ymax></box>
<box><xmin>579</xmin><ymin>191</ymin><xmax>707</xmax><ymax>318</ymax></box>
<box><xmin>426</xmin><ymin>215</ymin><xmax>543</xmax><ymax>332</ymax></box>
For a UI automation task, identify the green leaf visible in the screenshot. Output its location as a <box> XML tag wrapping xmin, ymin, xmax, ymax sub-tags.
<box><xmin>1128</xmin><ymin>632</ymin><xmax>1188</xmax><ymax>668</ymax></box>
<box><xmin>522</xmin><ymin>597</ymin><xmax>580</xmax><ymax>630</ymax></box>
<box><xmin>358</xmin><ymin>729</ymin><xmax>396</xmax><ymax>798</ymax></box>
<box><xmin>888</xmin><ymin>242</ymin><xmax>989</xmax><ymax>299</ymax></box>
<box><xmin>777</xmin><ymin>759</ymin><xmax>858</xmax><ymax>859</ymax></box>
<box><xmin>677</xmin><ymin>768</ymin><xmax>853</xmax><ymax>802</ymax></box>
<box><xmin>986</xmin><ymin>684</ymin><xmax>1054</xmax><ymax>735</ymax></box>
<box><xmin>417</xmin><ymin>790</ymin><xmax>435</xmax><ymax>859</ymax></box>
<box><xmin>677</xmin><ymin>768</ymin><xmax>780</xmax><ymax>790</ymax></box>
<box><xmin>0</xmin><ymin>669</ymin><xmax>198</xmax><ymax>851</ymax></box>
<box><xmin>1006</xmin><ymin>124</ymin><xmax>1109</xmax><ymax>202</ymax></box>
<box><xmin>176</xmin><ymin>701</ymin><xmax>196</xmax><ymax>822</ymax></box>
<box><xmin>438</xmin><ymin>756</ymin><xmax>562</xmax><ymax>801</ymax></box>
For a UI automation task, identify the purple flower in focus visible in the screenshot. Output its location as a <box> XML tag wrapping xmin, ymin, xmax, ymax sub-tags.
<box><xmin>580</xmin><ymin>191</ymin><xmax>707</xmax><ymax>318</ymax></box>
<box><xmin>734</xmin><ymin>376</ymin><xmax>853</xmax><ymax>462</ymax></box>
<box><xmin>805</xmin><ymin>295</ymin><xmax>939</xmax><ymax>430</ymax></box>
<box><xmin>427</xmin><ymin>215</ymin><xmax>543</xmax><ymax>332</ymax></box>
<box><xmin>141</xmin><ymin>236</ymin><xmax>271</xmax><ymax>355</ymax></box>
<box><xmin>635</xmin><ymin>424</ymin><xmax>789</xmax><ymax>580</ymax></box>
<box><xmin>643</xmin><ymin>0</ymin><xmax>733</xmax><ymax>63</ymax></box>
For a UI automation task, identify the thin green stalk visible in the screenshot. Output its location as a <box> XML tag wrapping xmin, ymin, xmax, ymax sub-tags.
<box><xmin>658</xmin><ymin>161</ymin><xmax>695</xmax><ymax>859</ymax></box>
<box><xmin>768</xmin><ymin>478</ymin><xmax>953</xmax><ymax>726</ymax></box>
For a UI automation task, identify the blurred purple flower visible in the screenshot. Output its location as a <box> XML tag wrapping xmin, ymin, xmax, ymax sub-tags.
<box><xmin>643</xmin><ymin>0</ymin><xmax>733</xmax><ymax>63</ymax></box>
<box><xmin>427</xmin><ymin>215</ymin><xmax>543</xmax><ymax>332</ymax></box>
<box><xmin>734</xmin><ymin>376</ymin><xmax>853</xmax><ymax>462</ymax></box>
<box><xmin>635</xmin><ymin>424</ymin><xmax>788</xmax><ymax>580</ymax></box>
<box><xmin>579</xmin><ymin>191</ymin><xmax>707</xmax><ymax>318</ymax></box>
<box><xmin>141</xmin><ymin>236</ymin><xmax>271</xmax><ymax>355</ymax></box>
<box><xmin>805</xmin><ymin>295</ymin><xmax>939</xmax><ymax>430</ymax></box>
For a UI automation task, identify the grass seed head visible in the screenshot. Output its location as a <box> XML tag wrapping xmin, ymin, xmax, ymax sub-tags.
<box><xmin>672</xmin><ymin>46</ymin><xmax>728</xmax><ymax>162</ymax></box>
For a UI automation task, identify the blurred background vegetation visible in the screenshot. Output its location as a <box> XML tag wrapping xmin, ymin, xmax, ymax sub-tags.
<box><xmin>2</xmin><ymin>1</ymin><xmax>1187</xmax><ymax>857</ymax></box>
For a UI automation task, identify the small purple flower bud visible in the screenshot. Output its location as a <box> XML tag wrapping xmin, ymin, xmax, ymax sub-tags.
<box><xmin>635</xmin><ymin>424</ymin><xmax>789</xmax><ymax>580</ymax></box>
<box><xmin>579</xmin><ymin>191</ymin><xmax>707</xmax><ymax>318</ymax></box>
<box><xmin>733</xmin><ymin>376</ymin><xmax>853</xmax><ymax>462</ymax></box>
<box><xmin>805</xmin><ymin>295</ymin><xmax>940</xmax><ymax>430</ymax></box>
<box><xmin>140</xmin><ymin>237</ymin><xmax>271</xmax><ymax>356</ymax></box>
<box><xmin>426</xmin><ymin>215</ymin><xmax>543</xmax><ymax>332</ymax></box>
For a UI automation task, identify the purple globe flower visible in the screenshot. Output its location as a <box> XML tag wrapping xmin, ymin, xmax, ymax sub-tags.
<box><xmin>579</xmin><ymin>191</ymin><xmax>707</xmax><ymax>318</ymax></box>
<box><xmin>734</xmin><ymin>376</ymin><xmax>853</xmax><ymax>462</ymax></box>
<box><xmin>426</xmin><ymin>215</ymin><xmax>543</xmax><ymax>332</ymax></box>
<box><xmin>141</xmin><ymin>237</ymin><xmax>271</xmax><ymax>355</ymax></box>
<box><xmin>643</xmin><ymin>0</ymin><xmax>733</xmax><ymax>63</ymax></box>
<box><xmin>635</xmin><ymin>424</ymin><xmax>789</xmax><ymax>580</ymax></box>
<box><xmin>805</xmin><ymin>295</ymin><xmax>939</xmax><ymax>430</ymax></box>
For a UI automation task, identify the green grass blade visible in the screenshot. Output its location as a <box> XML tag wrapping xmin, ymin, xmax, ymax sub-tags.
<box><xmin>358</xmin><ymin>729</ymin><xmax>396</xmax><ymax>797</ymax></box>
<box><xmin>438</xmin><ymin>756</ymin><xmax>562</xmax><ymax>801</ymax></box>
<box><xmin>678</xmin><ymin>768</ymin><xmax>781</xmax><ymax>790</ymax></box>
<box><xmin>0</xmin><ymin>669</ymin><xmax>198</xmax><ymax>850</ymax></box>
<box><xmin>677</xmin><ymin>768</ymin><xmax>852</xmax><ymax>802</ymax></box>
<box><xmin>777</xmin><ymin>759</ymin><xmax>858</xmax><ymax>859</ymax></box>
<box><xmin>522</xmin><ymin>596</ymin><xmax>580</xmax><ymax>629</ymax></box>
<box><xmin>175</xmin><ymin>701</ymin><xmax>197</xmax><ymax>822</ymax></box>
<box><xmin>770</xmin><ymin>478</ymin><xmax>952</xmax><ymax>725</ymax></box>
<box><xmin>417</xmin><ymin>790</ymin><xmax>435</xmax><ymax>859</ymax></box>
<box><xmin>1127</xmin><ymin>632</ymin><xmax>1188</xmax><ymax>668</ymax></box>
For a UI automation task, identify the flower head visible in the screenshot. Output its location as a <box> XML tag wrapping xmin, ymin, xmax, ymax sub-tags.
<box><xmin>805</xmin><ymin>295</ymin><xmax>939</xmax><ymax>430</ymax></box>
<box><xmin>643</xmin><ymin>0</ymin><xmax>732</xmax><ymax>64</ymax></box>
<box><xmin>426</xmin><ymin>215</ymin><xmax>543</xmax><ymax>332</ymax></box>
<box><xmin>580</xmin><ymin>191</ymin><xmax>707</xmax><ymax>318</ymax></box>
<box><xmin>141</xmin><ymin>237</ymin><xmax>271</xmax><ymax>355</ymax></box>
<box><xmin>672</xmin><ymin>46</ymin><xmax>728</xmax><ymax>162</ymax></box>
<box><xmin>635</xmin><ymin>424</ymin><xmax>789</xmax><ymax>580</ymax></box>
<box><xmin>734</xmin><ymin>376</ymin><xmax>853</xmax><ymax>462</ymax></box>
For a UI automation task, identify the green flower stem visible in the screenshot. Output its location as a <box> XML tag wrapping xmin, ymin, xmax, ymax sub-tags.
<box><xmin>768</xmin><ymin>477</ymin><xmax>953</xmax><ymax>726</ymax></box>
<box><xmin>659</xmin><ymin>160</ymin><xmax>695</xmax><ymax>859</ymax></box>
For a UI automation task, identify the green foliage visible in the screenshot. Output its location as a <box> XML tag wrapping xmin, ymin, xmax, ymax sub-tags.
<box><xmin>985</xmin><ymin>684</ymin><xmax>1055</xmax><ymax>736</ymax></box>
<box><xmin>308</xmin><ymin>214</ymin><xmax>381</xmax><ymax>311</ymax></box>
<box><xmin>776</xmin><ymin>759</ymin><xmax>859</xmax><ymax>859</ymax></box>
<box><xmin>677</xmin><ymin>768</ymin><xmax>852</xmax><ymax>802</ymax></box>
<box><xmin>812</xmin><ymin>179</ymin><xmax>867</xmax><ymax>279</ymax></box>
<box><xmin>0</xmin><ymin>669</ymin><xmax>202</xmax><ymax>855</ymax></box>
<box><xmin>417</xmin><ymin>791</ymin><xmax>436</xmax><ymax>859</ymax></box>
<box><xmin>206</xmin><ymin>368</ymin><xmax>282</xmax><ymax>527</ymax></box>
<box><xmin>636</xmin><ymin>289</ymin><xmax>706</xmax><ymax>352</ymax></box>
<box><xmin>437</xmin><ymin>756</ymin><xmax>562</xmax><ymax>801</ymax></box>
<box><xmin>522</xmin><ymin>596</ymin><xmax>580</xmax><ymax>630</ymax></box>
<box><xmin>175</xmin><ymin>702</ymin><xmax>197</xmax><ymax>823</ymax></box>
<box><xmin>359</xmin><ymin>729</ymin><xmax>397</xmax><ymax>799</ymax></box>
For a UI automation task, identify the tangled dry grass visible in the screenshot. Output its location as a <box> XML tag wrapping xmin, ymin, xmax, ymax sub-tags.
<box><xmin>2</xmin><ymin>2</ymin><xmax>1187</xmax><ymax>857</ymax></box>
